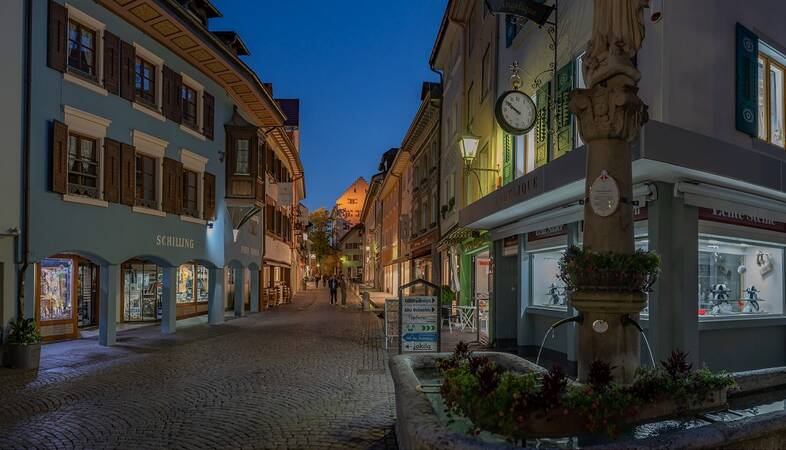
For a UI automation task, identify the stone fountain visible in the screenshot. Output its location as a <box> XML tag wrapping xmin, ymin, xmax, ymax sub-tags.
<box><xmin>569</xmin><ymin>0</ymin><xmax>650</xmax><ymax>384</ymax></box>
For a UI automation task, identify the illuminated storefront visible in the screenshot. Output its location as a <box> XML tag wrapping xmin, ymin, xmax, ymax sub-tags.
<box><xmin>36</xmin><ymin>256</ymin><xmax>99</xmax><ymax>341</ymax></box>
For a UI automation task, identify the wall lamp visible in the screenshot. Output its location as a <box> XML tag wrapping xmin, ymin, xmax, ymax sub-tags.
<box><xmin>459</xmin><ymin>133</ymin><xmax>498</xmax><ymax>196</ymax></box>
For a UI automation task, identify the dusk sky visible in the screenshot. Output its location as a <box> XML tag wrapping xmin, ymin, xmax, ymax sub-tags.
<box><xmin>213</xmin><ymin>0</ymin><xmax>448</xmax><ymax>212</ymax></box>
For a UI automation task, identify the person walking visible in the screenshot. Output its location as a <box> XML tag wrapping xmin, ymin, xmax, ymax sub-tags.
<box><xmin>315</xmin><ymin>274</ymin><xmax>320</xmax><ymax>288</ymax></box>
<box><xmin>328</xmin><ymin>276</ymin><xmax>338</xmax><ymax>305</ymax></box>
<box><xmin>339</xmin><ymin>274</ymin><xmax>347</xmax><ymax>307</ymax></box>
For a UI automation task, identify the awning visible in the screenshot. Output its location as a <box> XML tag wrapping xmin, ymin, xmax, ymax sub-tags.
<box><xmin>264</xmin><ymin>259</ymin><xmax>291</xmax><ymax>269</ymax></box>
<box><xmin>436</xmin><ymin>226</ymin><xmax>479</xmax><ymax>251</ymax></box>
<box><xmin>676</xmin><ymin>182</ymin><xmax>786</xmax><ymax>223</ymax></box>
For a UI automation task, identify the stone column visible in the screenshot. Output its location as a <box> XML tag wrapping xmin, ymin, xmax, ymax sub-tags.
<box><xmin>160</xmin><ymin>266</ymin><xmax>177</xmax><ymax>334</ymax></box>
<box><xmin>569</xmin><ymin>0</ymin><xmax>649</xmax><ymax>383</ymax></box>
<box><xmin>648</xmin><ymin>182</ymin><xmax>700</xmax><ymax>365</ymax></box>
<box><xmin>249</xmin><ymin>269</ymin><xmax>260</xmax><ymax>313</ymax></box>
<box><xmin>98</xmin><ymin>264</ymin><xmax>120</xmax><ymax>346</ymax></box>
<box><xmin>208</xmin><ymin>267</ymin><xmax>225</xmax><ymax>325</ymax></box>
<box><xmin>234</xmin><ymin>268</ymin><xmax>244</xmax><ymax>317</ymax></box>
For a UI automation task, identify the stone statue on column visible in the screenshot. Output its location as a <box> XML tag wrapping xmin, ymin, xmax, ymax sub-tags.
<box><xmin>569</xmin><ymin>0</ymin><xmax>650</xmax><ymax>383</ymax></box>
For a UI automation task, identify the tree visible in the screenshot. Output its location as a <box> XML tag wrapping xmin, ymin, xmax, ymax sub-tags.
<box><xmin>308</xmin><ymin>208</ymin><xmax>339</xmax><ymax>274</ymax></box>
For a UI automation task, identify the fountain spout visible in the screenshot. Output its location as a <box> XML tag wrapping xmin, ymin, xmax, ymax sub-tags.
<box><xmin>621</xmin><ymin>314</ymin><xmax>656</xmax><ymax>368</ymax></box>
<box><xmin>535</xmin><ymin>315</ymin><xmax>583</xmax><ymax>367</ymax></box>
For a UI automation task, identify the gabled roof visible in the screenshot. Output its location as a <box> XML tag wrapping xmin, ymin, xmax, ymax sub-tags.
<box><xmin>212</xmin><ymin>31</ymin><xmax>251</xmax><ymax>56</ymax></box>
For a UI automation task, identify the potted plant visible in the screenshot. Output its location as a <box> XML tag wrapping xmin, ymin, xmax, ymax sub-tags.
<box><xmin>440</xmin><ymin>285</ymin><xmax>456</xmax><ymax>306</ymax></box>
<box><xmin>6</xmin><ymin>317</ymin><xmax>43</xmax><ymax>370</ymax></box>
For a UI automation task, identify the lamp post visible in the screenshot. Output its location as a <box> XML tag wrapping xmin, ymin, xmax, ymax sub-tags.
<box><xmin>459</xmin><ymin>133</ymin><xmax>498</xmax><ymax>198</ymax></box>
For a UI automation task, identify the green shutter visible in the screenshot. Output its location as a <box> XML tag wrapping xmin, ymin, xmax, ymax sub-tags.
<box><xmin>502</xmin><ymin>133</ymin><xmax>514</xmax><ymax>185</ymax></box>
<box><xmin>736</xmin><ymin>23</ymin><xmax>758</xmax><ymax>137</ymax></box>
<box><xmin>554</xmin><ymin>62</ymin><xmax>574</xmax><ymax>159</ymax></box>
<box><xmin>535</xmin><ymin>81</ymin><xmax>550</xmax><ymax>168</ymax></box>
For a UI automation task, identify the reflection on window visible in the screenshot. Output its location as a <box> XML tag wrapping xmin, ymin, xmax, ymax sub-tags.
<box><xmin>235</xmin><ymin>138</ymin><xmax>250</xmax><ymax>175</ymax></box>
<box><xmin>532</xmin><ymin>249</ymin><xmax>567</xmax><ymax>309</ymax></box>
<box><xmin>197</xmin><ymin>266</ymin><xmax>209</xmax><ymax>302</ymax></box>
<box><xmin>68</xmin><ymin>21</ymin><xmax>96</xmax><ymax>78</ymax></box>
<box><xmin>177</xmin><ymin>264</ymin><xmax>195</xmax><ymax>304</ymax></box>
<box><xmin>123</xmin><ymin>263</ymin><xmax>161</xmax><ymax>322</ymax></box>
<box><xmin>40</xmin><ymin>259</ymin><xmax>73</xmax><ymax>322</ymax></box>
<box><xmin>698</xmin><ymin>237</ymin><xmax>784</xmax><ymax>318</ymax></box>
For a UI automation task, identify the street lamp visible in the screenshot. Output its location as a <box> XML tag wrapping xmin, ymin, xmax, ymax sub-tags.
<box><xmin>459</xmin><ymin>134</ymin><xmax>480</xmax><ymax>166</ymax></box>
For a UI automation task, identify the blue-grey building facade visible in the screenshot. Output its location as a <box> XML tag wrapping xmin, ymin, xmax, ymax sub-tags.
<box><xmin>3</xmin><ymin>0</ymin><xmax>301</xmax><ymax>347</ymax></box>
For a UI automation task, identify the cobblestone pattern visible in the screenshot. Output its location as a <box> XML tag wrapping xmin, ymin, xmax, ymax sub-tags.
<box><xmin>0</xmin><ymin>288</ymin><xmax>397</xmax><ymax>449</ymax></box>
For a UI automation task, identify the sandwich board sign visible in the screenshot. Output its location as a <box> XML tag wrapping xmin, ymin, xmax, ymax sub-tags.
<box><xmin>398</xmin><ymin>279</ymin><xmax>441</xmax><ymax>354</ymax></box>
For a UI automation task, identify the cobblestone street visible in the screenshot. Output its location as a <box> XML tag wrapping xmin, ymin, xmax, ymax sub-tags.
<box><xmin>0</xmin><ymin>287</ymin><xmax>397</xmax><ymax>450</ymax></box>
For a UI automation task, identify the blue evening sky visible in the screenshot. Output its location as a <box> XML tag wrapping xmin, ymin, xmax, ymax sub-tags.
<box><xmin>212</xmin><ymin>1</ymin><xmax>448</xmax><ymax>211</ymax></box>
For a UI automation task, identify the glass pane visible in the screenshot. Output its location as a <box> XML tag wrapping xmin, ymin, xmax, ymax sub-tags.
<box><xmin>532</xmin><ymin>249</ymin><xmax>567</xmax><ymax>308</ymax></box>
<box><xmin>40</xmin><ymin>259</ymin><xmax>73</xmax><ymax>322</ymax></box>
<box><xmin>759</xmin><ymin>57</ymin><xmax>768</xmax><ymax>140</ymax></box>
<box><xmin>197</xmin><ymin>266</ymin><xmax>209</xmax><ymax>302</ymax></box>
<box><xmin>770</xmin><ymin>64</ymin><xmax>784</xmax><ymax>147</ymax></box>
<box><xmin>698</xmin><ymin>238</ymin><xmax>784</xmax><ymax>318</ymax></box>
<box><xmin>177</xmin><ymin>264</ymin><xmax>195</xmax><ymax>304</ymax></box>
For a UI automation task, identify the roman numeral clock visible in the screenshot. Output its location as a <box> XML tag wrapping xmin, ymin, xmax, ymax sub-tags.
<box><xmin>495</xmin><ymin>62</ymin><xmax>537</xmax><ymax>135</ymax></box>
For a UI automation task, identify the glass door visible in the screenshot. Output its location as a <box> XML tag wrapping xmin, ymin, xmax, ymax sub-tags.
<box><xmin>123</xmin><ymin>262</ymin><xmax>162</xmax><ymax>322</ymax></box>
<box><xmin>77</xmin><ymin>261</ymin><xmax>99</xmax><ymax>328</ymax></box>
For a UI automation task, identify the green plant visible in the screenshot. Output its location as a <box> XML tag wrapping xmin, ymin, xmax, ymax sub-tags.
<box><xmin>440</xmin><ymin>285</ymin><xmax>456</xmax><ymax>305</ymax></box>
<box><xmin>558</xmin><ymin>246</ymin><xmax>660</xmax><ymax>292</ymax></box>
<box><xmin>436</xmin><ymin>344</ymin><xmax>734</xmax><ymax>440</ymax></box>
<box><xmin>7</xmin><ymin>318</ymin><xmax>42</xmax><ymax>345</ymax></box>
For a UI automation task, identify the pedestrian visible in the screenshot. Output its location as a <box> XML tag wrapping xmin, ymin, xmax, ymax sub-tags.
<box><xmin>328</xmin><ymin>276</ymin><xmax>338</xmax><ymax>305</ymax></box>
<box><xmin>315</xmin><ymin>274</ymin><xmax>320</xmax><ymax>288</ymax></box>
<box><xmin>339</xmin><ymin>274</ymin><xmax>347</xmax><ymax>307</ymax></box>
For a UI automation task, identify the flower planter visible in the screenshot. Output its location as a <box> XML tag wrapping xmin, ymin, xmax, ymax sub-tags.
<box><xmin>7</xmin><ymin>342</ymin><xmax>42</xmax><ymax>370</ymax></box>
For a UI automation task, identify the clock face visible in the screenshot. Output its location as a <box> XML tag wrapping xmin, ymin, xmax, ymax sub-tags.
<box><xmin>494</xmin><ymin>90</ymin><xmax>537</xmax><ymax>135</ymax></box>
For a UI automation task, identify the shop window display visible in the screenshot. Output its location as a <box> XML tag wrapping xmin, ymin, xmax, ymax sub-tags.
<box><xmin>698</xmin><ymin>237</ymin><xmax>784</xmax><ymax>318</ymax></box>
<box><xmin>123</xmin><ymin>263</ymin><xmax>162</xmax><ymax>322</ymax></box>
<box><xmin>177</xmin><ymin>264</ymin><xmax>195</xmax><ymax>304</ymax></box>
<box><xmin>39</xmin><ymin>259</ymin><xmax>73</xmax><ymax>322</ymax></box>
<box><xmin>197</xmin><ymin>266</ymin><xmax>209</xmax><ymax>302</ymax></box>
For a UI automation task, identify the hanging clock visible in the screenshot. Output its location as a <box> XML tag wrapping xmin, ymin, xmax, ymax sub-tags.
<box><xmin>494</xmin><ymin>90</ymin><xmax>537</xmax><ymax>135</ymax></box>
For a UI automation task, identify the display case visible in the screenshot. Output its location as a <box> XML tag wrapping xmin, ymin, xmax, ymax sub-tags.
<box><xmin>698</xmin><ymin>237</ymin><xmax>784</xmax><ymax>318</ymax></box>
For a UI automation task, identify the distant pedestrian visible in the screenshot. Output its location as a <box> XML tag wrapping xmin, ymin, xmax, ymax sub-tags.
<box><xmin>315</xmin><ymin>275</ymin><xmax>320</xmax><ymax>288</ymax></box>
<box><xmin>339</xmin><ymin>274</ymin><xmax>347</xmax><ymax>307</ymax></box>
<box><xmin>328</xmin><ymin>276</ymin><xmax>338</xmax><ymax>305</ymax></box>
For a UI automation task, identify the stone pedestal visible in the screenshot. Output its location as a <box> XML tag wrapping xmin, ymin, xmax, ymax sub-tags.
<box><xmin>572</xmin><ymin>291</ymin><xmax>646</xmax><ymax>383</ymax></box>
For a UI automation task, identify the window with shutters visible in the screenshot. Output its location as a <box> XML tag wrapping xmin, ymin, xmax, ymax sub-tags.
<box><xmin>67</xmin><ymin>20</ymin><xmax>97</xmax><ymax>80</ymax></box>
<box><xmin>67</xmin><ymin>133</ymin><xmax>99</xmax><ymax>198</ymax></box>
<box><xmin>181</xmin><ymin>85</ymin><xmax>198</xmax><ymax>129</ymax></box>
<box><xmin>235</xmin><ymin>138</ymin><xmax>250</xmax><ymax>175</ymax></box>
<box><xmin>182</xmin><ymin>169</ymin><xmax>199</xmax><ymax>218</ymax></box>
<box><xmin>135</xmin><ymin>55</ymin><xmax>158</xmax><ymax>108</ymax></box>
<box><xmin>135</xmin><ymin>154</ymin><xmax>157</xmax><ymax>209</ymax></box>
<box><xmin>759</xmin><ymin>50</ymin><xmax>786</xmax><ymax>147</ymax></box>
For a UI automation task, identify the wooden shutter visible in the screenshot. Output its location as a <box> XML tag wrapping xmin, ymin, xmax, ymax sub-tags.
<box><xmin>120</xmin><ymin>143</ymin><xmax>135</xmax><ymax>206</ymax></box>
<box><xmin>103</xmin><ymin>138</ymin><xmax>121</xmax><ymax>202</ymax></box>
<box><xmin>51</xmin><ymin>120</ymin><xmax>68</xmax><ymax>194</ymax></box>
<box><xmin>736</xmin><ymin>23</ymin><xmax>759</xmax><ymax>137</ymax></box>
<box><xmin>103</xmin><ymin>31</ymin><xmax>121</xmax><ymax>95</ymax></box>
<box><xmin>162</xmin><ymin>66</ymin><xmax>182</xmax><ymax>123</ymax></box>
<box><xmin>502</xmin><ymin>133</ymin><xmax>514</xmax><ymax>185</ymax></box>
<box><xmin>162</xmin><ymin>157</ymin><xmax>182</xmax><ymax>214</ymax></box>
<box><xmin>203</xmin><ymin>172</ymin><xmax>216</xmax><ymax>220</ymax></box>
<box><xmin>120</xmin><ymin>41</ymin><xmax>136</xmax><ymax>101</ymax></box>
<box><xmin>203</xmin><ymin>92</ymin><xmax>214</xmax><ymax>140</ymax></box>
<box><xmin>554</xmin><ymin>61</ymin><xmax>574</xmax><ymax>159</ymax></box>
<box><xmin>534</xmin><ymin>81</ymin><xmax>550</xmax><ymax>168</ymax></box>
<box><xmin>47</xmin><ymin>0</ymin><xmax>67</xmax><ymax>72</ymax></box>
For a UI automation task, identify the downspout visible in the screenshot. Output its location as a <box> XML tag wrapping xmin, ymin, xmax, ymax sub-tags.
<box><xmin>429</xmin><ymin>65</ymin><xmax>444</xmax><ymax>287</ymax></box>
<box><xmin>18</xmin><ymin>0</ymin><xmax>33</xmax><ymax>320</ymax></box>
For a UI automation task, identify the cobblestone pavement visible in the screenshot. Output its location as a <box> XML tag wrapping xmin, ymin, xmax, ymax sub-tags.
<box><xmin>0</xmin><ymin>287</ymin><xmax>397</xmax><ymax>449</ymax></box>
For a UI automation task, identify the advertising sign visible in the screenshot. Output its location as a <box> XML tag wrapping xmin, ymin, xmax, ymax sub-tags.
<box><xmin>400</xmin><ymin>295</ymin><xmax>439</xmax><ymax>353</ymax></box>
<box><xmin>277</xmin><ymin>182</ymin><xmax>293</xmax><ymax>205</ymax></box>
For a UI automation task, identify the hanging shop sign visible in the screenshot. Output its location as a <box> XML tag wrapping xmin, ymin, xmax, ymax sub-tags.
<box><xmin>485</xmin><ymin>0</ymin><xmax>554</xmax><ymax>25</ymax></box>
<box><xmin>699</xmin><ymin>208</ymin><xmax>786</xmax><ymax>233</ymax></box>
<box><xmin>589</xmin><ymin>170</ymin><xmax>620</xmax><ymax>217</ymax></box>
<box><xmin>400</xmin><ymin>296</ymin><xmax>439</xmax><ymax>352</ymax></box>
<box><xmin>502</xmin><ymin>235</ymin><xmax>519</xmax><ymax>256</ymax></box>
<box><xmin>277</xmin><ymin>182</ymin><xmax>293</xmax><ymax>205</ymax></box>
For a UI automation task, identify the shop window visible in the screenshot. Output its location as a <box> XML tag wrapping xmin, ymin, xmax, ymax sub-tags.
<box><xmin>177</xmin><ymin>264</ymin><xmax>195</xmax><ymax>304</ymax></box>
<box><xmin>39</xmin><ymin>258</ymin><xmax>74</xmax><ymax>322</ymax></box>
<box><xmin>135</xmin><ymin>154</ymin><xmax>157</xmax><ymax>209</ymax></box>
<box><xmin>77</xmin><ymin>262</ymin><xmax>99</xmax><ymax>328</ymax></box>
<box><xmin>135</xmin><ymin>56</ymin><xmax>157</xmax><ymax>107</ymax></box>
<box><xmin>123</xmin><ymin>262</ymin><xmax>162</xmax><ymax>322</ymax></box>
<box><xmin>182</xmin><ymin>169</ymin><xmax>199</xmax><ymax>218</ymax></box>
<box><xmin>698</xmin><ymin>237</ymin><xmax>784</xmax><ymax>318</ymax></box>
<box><xmin>181</xmin><ymin>84</ymin><xmax>199</xmax><ymax>129</ymax></box>
<box><xmin>67</xmin><ymin>133</ymin><xmax>99</xmax><ymax>198</ymax></box>
<box><xmin>67</xmin><ymin>20</ymin><xmax>97</xmax><ymax>79</ymax></box>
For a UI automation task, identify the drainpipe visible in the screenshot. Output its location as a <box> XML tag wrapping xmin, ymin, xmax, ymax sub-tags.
<box><xmin>429</xmin><ymin>66</ymin><xmax>444</xmax><ymax>287</ymax></box>
<box><xmin>17</xmin><ymin>0</ymin><xmax>33</xmax><ymax>320</ymax></box>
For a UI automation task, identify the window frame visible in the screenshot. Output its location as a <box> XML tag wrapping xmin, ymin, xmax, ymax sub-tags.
<box><xmin>182</xmin><ymin>169</ymin><xmax>199</xmax><ymax>218</ymax></box>
<box><xmin>234</xmin><ymin>138</ymin><xmax>251</xmax><ymax>175</ymax></box>
<box><xmin>132</xmin><ymin>43</ymin><xmax>164</xmax><ymax>114</ymax></box>
<box><xmin>759</xmin><ymin>52</ymin><xmax>786</xmax><ymax>147</ymax></box>
<box><xmin>67</xmin><ymin>132</ymin><xmax>100</xmax><ymax>198</ymax></box>
<box><xmin>67</xmin><ymin>19</ymin><xmax>98</xmax><ymax>80</ymax></box>
<box><xmin>135</xmin><ymin>56</ymin><xmax>157</xmax><ymax>108</ymax></box>
<box><xmin>181</xmin><ymin>84</ymin><xmax>199</xmax><ymax>130</ymax></box>
<box><xmin>135</xmin><ymin>153</ymin><xmax>158</xmax><ymax>209</ymax></box>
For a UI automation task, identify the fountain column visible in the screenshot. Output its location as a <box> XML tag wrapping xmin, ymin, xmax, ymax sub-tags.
<box><xmin>569</xmin><ymin>0</ymin><xmax>649</xmax><ymax>383</ymax></box>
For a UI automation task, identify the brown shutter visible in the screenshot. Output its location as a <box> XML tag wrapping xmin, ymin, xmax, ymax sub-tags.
<box><xmin>162</xmin><ymin>66</ymin><xmax>183</xmax><ymax>123</ymax></box>
<box><xmin>203</xmin><ymin>172</ymin><xmax>216</xmax><ymax>220</ymax></box>
<box><xmin>161</xmin><ymin>157</ymin><xmax>181</xmax><ymax>214</ymax></box>
<box><xmin>103</xmin><ymin>138</ymin><xmax>121</xmax><ymax>203</ymax></box>
<box><xmin>47</xmin><ymin>0</ymin><xmax>67</xmax><ymax>72</ymax></box>
<box><xmin>103</xmin><ymin>31</ymin><xmax>120</xmax><ymax>95</ymax></box>
<box><xmin>51</xmin><ymin>120</ymin><xmax>68</xmax><ymax>193</ymax></box>
<box><xmin>174</xmin><ymin>160</ymin><xmax>183</xmax><ymax>215</ymax></box>
<box><xmin>120</xmin><ymin>41</ymin><xmax>136</xmax><ymax>101</ymax></box>
<box><xmin>120</xmin><ymin>143</ymin><xmax>135</xmax><ymax>206</ymax></box>
<box><xmin>203</xmin><ymin>92</ymin><xmax>214</xmax><ymax>140</ymax></box>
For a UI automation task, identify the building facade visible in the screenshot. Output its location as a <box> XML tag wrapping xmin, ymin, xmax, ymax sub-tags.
<box><xmin>331</xmin><ymin>177</ymin><xmax>368</xmax><ymax>244</ymax></box>
<box><xmin>3</xmin><ymin>0</ymin><xmax>304</xmax><ymax>346</ymax></box>
<box><xmin>339</xmin><ymin>224</ymin><xmax>364</xmax><ymax>281</ymax></box>
<box><xmin>457</xmin><ymin>0</ymin><xmax>786</xmax><ymax>372</ymax></box>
